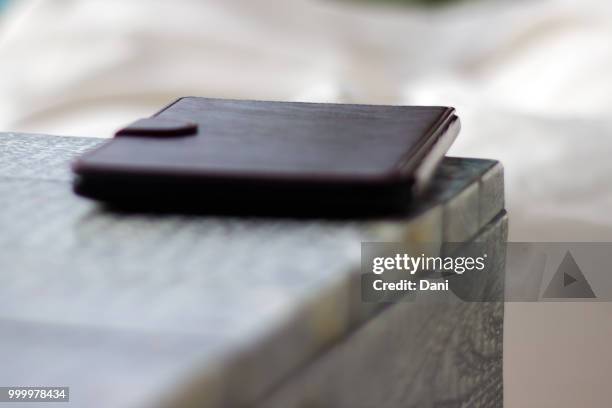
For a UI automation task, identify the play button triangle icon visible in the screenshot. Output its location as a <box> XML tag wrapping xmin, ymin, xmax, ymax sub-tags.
<box><xmin>543</xmin><ymin>251</ymin><xmax>596</xmax><ymax>299</ymax></box>
<box><xmin>564</xmin><ymin>272</ymin><xmax>577</xmax><ymax>287</ymax></box>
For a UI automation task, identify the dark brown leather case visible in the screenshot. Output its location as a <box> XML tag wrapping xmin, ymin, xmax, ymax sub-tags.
<box><xmin>72</xmin><ymin>97</ymin><xmax>460</xmax><ymax>216</ymax></box>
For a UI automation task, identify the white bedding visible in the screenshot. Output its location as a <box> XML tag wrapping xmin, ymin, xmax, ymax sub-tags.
<box><xmin>0</xmin><ymin>0</ymin><xmax>611</xmax><ymax>240</ymax></box>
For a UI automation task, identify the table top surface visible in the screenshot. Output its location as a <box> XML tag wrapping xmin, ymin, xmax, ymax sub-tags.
<box><xmin>0</xmin><ymin>133</ymin><xmax>504</xmax><ymax>408</ymax></box>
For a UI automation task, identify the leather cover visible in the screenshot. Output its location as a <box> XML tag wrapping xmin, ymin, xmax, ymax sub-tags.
<box><xmin>72</xmin><ymin>97</ymin><xmax>460</xmax><ymax>216</ymax></box>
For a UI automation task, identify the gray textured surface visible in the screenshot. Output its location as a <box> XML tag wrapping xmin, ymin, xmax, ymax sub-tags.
<box><xmin>0</xmin><ymin>133</ymin><xmax>504</xmax><ymax>408</ymax></box>
<box><xmin>259</xmin><ymin>213</ymin><xmax>507</xmax><ymax>408</ymax></box>
<box><xmin>480</xmin><ymin>162</ymin><xmax>505</xmax><ymax>228</ymax></box>
<box><xmin>430</xmin><ymin>157</ymin><xmax>504</xmax><ymax>242</ymax></box>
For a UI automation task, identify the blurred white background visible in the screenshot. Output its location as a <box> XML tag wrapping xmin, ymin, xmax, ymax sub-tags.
<box><xmin>1</xmin><ymin>1</ymin><xmax>611</xmax><ymax>406</ymax></box>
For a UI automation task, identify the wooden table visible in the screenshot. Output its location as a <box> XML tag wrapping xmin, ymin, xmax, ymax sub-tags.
<box><xmin>0</xmin><ymin>133</ymin><xmax>506</xmax><ymax>408</ymax></box>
